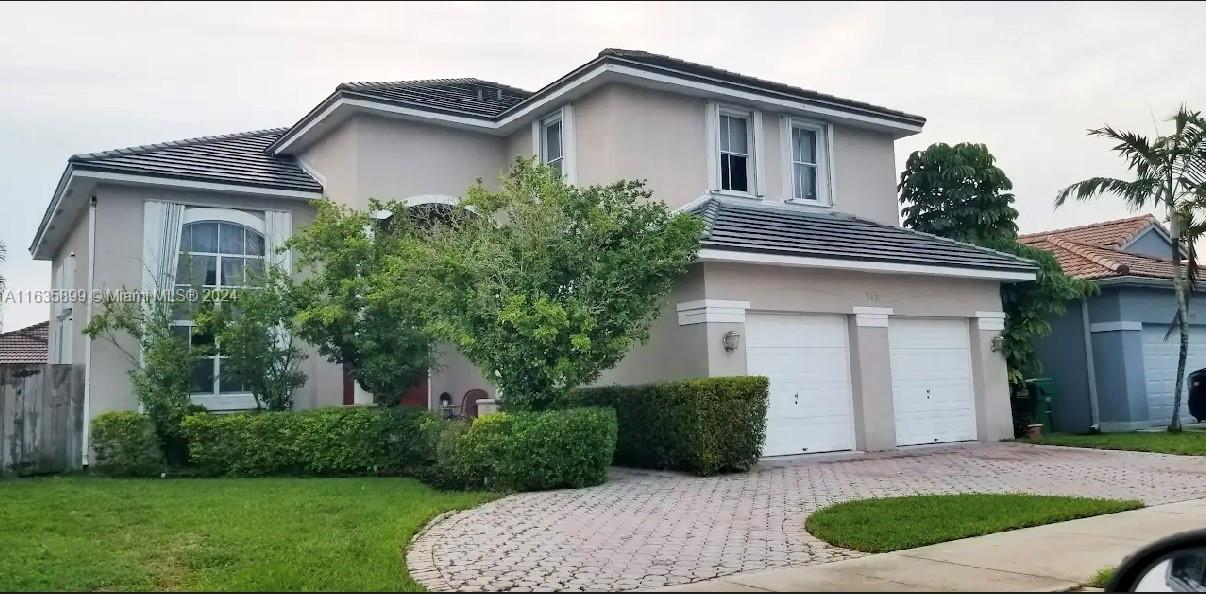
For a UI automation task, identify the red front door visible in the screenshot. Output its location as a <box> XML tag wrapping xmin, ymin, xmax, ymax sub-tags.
<box><xmin>342</xmin><ymin>363</ymin><xmax>428</xmax><ymax>408</ymax></box>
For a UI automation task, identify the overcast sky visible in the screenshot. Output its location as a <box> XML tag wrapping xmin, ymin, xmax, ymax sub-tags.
<box><xmin>2</xmin><ymin>1</ymin><xmax>1204</xmax><ymax>330</ymax></box>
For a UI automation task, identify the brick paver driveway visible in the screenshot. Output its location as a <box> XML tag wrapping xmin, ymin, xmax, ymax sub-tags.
<box><xmin>407</xmin><ymin>443</ymin><xmax>1206</xmax><ymax>592</ymax></box>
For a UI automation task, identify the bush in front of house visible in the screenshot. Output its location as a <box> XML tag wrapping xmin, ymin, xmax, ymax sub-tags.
<box><xmin>90</xmin><ymin>411</ymin><xmax>163</xmax><ymax>477</ymax></box>
<box><xmin>182</xmin><ymin>406</ymin><xmax>439</xmax><ymax>477</ymax></box>
<box><xmin>565</xmin><ymin>376</ymin><xmax>768</xmax><ymax>476</ymax></box>
<box><xmin>428</xmin><ymin>407</ymin><xmax>618</xmax><ymax>492</ymax></box>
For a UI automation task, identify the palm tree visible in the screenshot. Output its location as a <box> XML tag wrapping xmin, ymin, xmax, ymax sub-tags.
<box><xmin>1055</xmin><ymin>106</ymin><xmax>1206</xmax><ymax>432</ymax></box>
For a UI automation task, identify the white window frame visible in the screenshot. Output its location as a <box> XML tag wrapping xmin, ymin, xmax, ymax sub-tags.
<box><xmin>531</xmin><ymin>104</ymin><xmax>577</xmax><ymax>185</ymax></box>
<box><xmin>706</xmin><ymin>102</ymin><xmax>763</xmax><ymax>199</ymax></box>
<box><xmin>174</xmin><ymin>207</ymin><xmax>267</xmax><ymax>411</ymax></box>
<box><xmin>781</xmin><ymin>116</ymin><xmax>834</xmax><ymax>207</ymax></box>
<box><xmin>52</xmin><ymin>254</ymin><xmax>75</xmax><ymax>364</ymax></box>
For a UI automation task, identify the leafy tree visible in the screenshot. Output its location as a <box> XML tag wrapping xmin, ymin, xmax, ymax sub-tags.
<box><xmin>194</xmin><ymin>267</ymin><xmax>306</xmax><ymax>411</ymax></box>
<box><xmin>899</xmin><ymin>142</ymin><xmax>1093</xmax><ymax>386</ymax></box>
<box><xmin>288</xmin><ymin>199</ymin><xmax>436</xmax><ymax>404</ymax></box>
<box><xmin>403</xmin><ymin>158</ymin><xmax>703</xmax><ymax>411</ymax></box>
<box><xmin>84</xmin><ymin>295</ymin><xmax>206</xmax><ymax>465</ymax></box>
<box><xmin>1055</xmin><ymin>107</ymin><xmax>1206</xmax><ymax>432</ymax></box>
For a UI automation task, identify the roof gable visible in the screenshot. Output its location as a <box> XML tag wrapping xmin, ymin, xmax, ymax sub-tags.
<box><xmin>268</xmin><ymin>48</ymin><xmax>927</xmax><ymax>154</ymax></box>
<box><xmin>1018</xmin><ymin>215</ymin><xmax>1191</xmax><ymax>282</ymax></box>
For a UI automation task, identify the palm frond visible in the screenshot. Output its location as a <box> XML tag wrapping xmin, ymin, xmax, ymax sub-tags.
<box><xmin>1053</xmin><ymin>176</ymin><xmax>1159</xmax><ymax>209</ymax></box>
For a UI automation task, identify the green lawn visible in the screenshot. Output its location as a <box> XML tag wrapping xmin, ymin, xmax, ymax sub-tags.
<box><xmin>1035</xmin><ymin>431</ymin><xmax>1206</xmax><ymax>456</ymax></box>
<box><xmin>805</xmin><ymin>494</ymin><xmax>1141</xmax><ymax>553</ymax></box>
<box><xmin>0</xmin><ymin>477</ymin><xmax>494</xmax><ymax>592</ymax></box>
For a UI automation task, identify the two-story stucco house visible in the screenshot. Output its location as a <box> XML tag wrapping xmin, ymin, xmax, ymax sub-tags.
<box><xmin>31</xmin><ymin>49</ymin><xmax>1036</xmax><ymax>462</ymax></box>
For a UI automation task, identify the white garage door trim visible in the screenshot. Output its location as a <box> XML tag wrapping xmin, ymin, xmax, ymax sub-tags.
<box><xmin>745</xmin><ymin>313</ymin><xmax>856</xmax><ymax>457</ymax></box>
<box><xmin>889</xmin><ymin>318</ymin><xmax>978</xmax><ymax>446</ymax></box>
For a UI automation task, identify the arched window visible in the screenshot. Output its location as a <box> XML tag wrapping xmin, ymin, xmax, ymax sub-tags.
<box><xmin>170</xmin><ymin>209</ymin><xmax>266</xmax><ymax>407</ymax></box>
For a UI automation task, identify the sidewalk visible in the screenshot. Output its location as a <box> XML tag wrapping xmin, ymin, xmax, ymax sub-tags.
<box><xmin>657</xmin><ymin>498</ymin><xmax>1206</xmax><ymax>592</ymax></box>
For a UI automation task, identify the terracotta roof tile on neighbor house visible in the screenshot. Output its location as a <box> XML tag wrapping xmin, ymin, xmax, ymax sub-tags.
<box><xmin>0</xmin><ymin>321</ymin><xmax>49</xmax><ymax>364</ymax></box>
<box><xmin>1019</xmin><ymin>215</ymin><xmax>1192</xmax><ymax>282</ymax></box>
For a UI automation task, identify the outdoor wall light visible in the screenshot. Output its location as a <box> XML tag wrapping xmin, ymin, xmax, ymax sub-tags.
<box><xmin>722</xmin><ymin>330</ymin><xmax>742</xmax><ymax>352</ymax></box>
<box><xmin>990</xmin><ymin>334</ymin><xmax>1006</xmax><ymax>352</ymax></box>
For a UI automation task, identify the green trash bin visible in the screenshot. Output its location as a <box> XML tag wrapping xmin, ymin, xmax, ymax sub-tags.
<box><xmin>1026</xmin><ymin>377</ymin><xmax>1057</xmax><ymax>434</ymax></box>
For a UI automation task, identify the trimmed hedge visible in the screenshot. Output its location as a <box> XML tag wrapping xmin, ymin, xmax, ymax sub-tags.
<box><xmin>567</xmin><ymin>376</ymin><xmax>768</xmax><ymax>476</ymax></box>
<box><xmin>90</xmin><ymin>411</ymin><xmax>164</xmax><ymax>477</ymax></box>
<box><xmin>182</xmin><ymin>406</ymin><xmax>438</xmax><ymax>477</ymax></box>
<box><xmin>430</xmin><ymin>407</ymin><xmax>618</xmax><ymax>492</ymax></box>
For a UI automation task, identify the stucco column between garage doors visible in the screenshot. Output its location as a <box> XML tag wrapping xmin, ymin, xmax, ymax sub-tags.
<box><xmin>691</xmin><ymin>303</ymin><xmax>1014</xmax><ymax>453</ymax></box>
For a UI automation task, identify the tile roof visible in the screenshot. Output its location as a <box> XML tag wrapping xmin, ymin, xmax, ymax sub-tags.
<box><xmin>1018</xmin><ymin>215</ymin><xmax>1191</xmax><ymax>281</ymax></box>
<box><xmin>689</xmin><ymin>198</ymin><xmax>1036</xmax><ymax>273</ymax></box>
<box><xmin>339</xmin><ymin>78</ymin><xmax>531</xmax><ymax>119</ymax></box>
<box><xmin>1018</xmin><ymin>214</ymin><xmax>1159</xmax><ymax>250</ymax></box>
<box><xmin>69</xmin><ymin>129</ymin><xmax>323</xmax><ymax>193</ymax></box>
<box><xmin>597</xmin><ymin>49</ymin><xmax>926</xmax><ymax>125</ymax></box>
<box><xmin>0</xmin><ymin>321</ymin><xmax>49</xmax><ymax>364</ymax></box>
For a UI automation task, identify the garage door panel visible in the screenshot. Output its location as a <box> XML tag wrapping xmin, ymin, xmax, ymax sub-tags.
<box><xmin>1141</xmin><ymin>324</ymin><xmax>1206</xmax><ymax>425</ymax></box>
<box><xmin>889</xmin><ymin>319</ymin><xmax>977</xmax><ymax>447</ymax></box>
<box><xmin>746</xmin><ymin>314</ymin><xmax>854</xmax><ymax>457</ymax></box>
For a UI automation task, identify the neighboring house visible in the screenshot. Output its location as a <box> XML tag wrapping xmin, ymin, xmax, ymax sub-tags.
<box><xmin>1023</xmin><ymin>215</ymin><xmax>1202</xmax><ymax>432</ymax></box>
<box><xmin>31</xmin><ymin>48</ymin><xmax>1035</xmax><ymax>461</ymax></box>
<box><xmin>0</xmin><ymin>321</ymin><xmax>49</xmax><ymax>364</ymax></box>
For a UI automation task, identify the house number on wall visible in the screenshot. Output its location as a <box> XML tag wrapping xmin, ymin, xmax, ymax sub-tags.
<box><xmin>864</xmin><ymin>292</ymin><xmax>881</xmax><ymax>303</ymax></box>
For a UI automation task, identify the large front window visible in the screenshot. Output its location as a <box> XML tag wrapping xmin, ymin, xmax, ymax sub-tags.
<box><xmin>172</xmin><ymin>219</ymin><xmax>265</xmax><ymax>397</ymax></box>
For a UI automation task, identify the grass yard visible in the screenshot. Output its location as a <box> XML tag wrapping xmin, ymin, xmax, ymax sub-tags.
<box><xmin>1035</xmin><ymin>431</ymin><xmax>1206</xmax><ymax>456</ymax></box>
<box><xmin>0</xmin><ymin>477</ymin><xmax>494</xmax><ymax>592</ymax></box>
<box><xmin>805</xmin><ymin>494</ymin><xmax>1141</xmax><ymax>553</ymax></box>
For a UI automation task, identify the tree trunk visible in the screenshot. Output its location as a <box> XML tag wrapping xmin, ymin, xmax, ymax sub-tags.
<box><xmin>1170</xmin><ymin>207</ymin><xmax>1188</xmax><ymax>433</ymax></box>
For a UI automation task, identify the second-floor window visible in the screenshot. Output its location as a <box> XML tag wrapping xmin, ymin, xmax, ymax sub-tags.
<box><xmin>541</xmin><ymin>113</ymin><xmax>564</xmax><ymax>177</ymax></box>
<box><xmin>718</xmin><ymin>112</ymin><xmax>751</xmax><ymax>193</ymax></box>
<box><xmin>784</xmin><ymin>118</ymin><xmax>832</xmax><ymax>206</ymax></box>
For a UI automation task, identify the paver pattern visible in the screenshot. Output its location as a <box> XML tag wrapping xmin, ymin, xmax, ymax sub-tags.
<box><xmin>407</xmin><ymin>443</ymin><xmax>1206</xmax><ymax>592</ymax></box>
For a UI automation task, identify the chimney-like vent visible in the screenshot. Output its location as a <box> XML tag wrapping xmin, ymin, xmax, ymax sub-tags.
<box><xmin>497</xmin><ymin>88</ymin><xmax>503</xmax><ymax>100</ymax></box>
<box><xmin>476</xmin><ymin>88</ymin><xmax>483</xmax><ymax>101</ymax></box>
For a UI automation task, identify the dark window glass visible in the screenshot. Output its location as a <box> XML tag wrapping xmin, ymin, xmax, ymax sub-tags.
<box><xmin>190</xmin><ymin>359</ymin><xmax>214</xmax><ymax>394</ymax></box>
<box><xmin>218</xmin><ymin>223</ymin><xmax>245</xmax><ymax>255</ymax></box>
<box><xmin>187</xmin><ymin>222</ymin><xmax>218</xmax><ymax>253</ymax></box>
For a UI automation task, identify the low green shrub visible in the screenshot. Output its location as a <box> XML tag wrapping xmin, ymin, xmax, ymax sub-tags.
<box><xmin>90</xmin><ymin>411</ymin><xmax>163</xmax><ymax>477</ymax></box>
<box><xmin>566</xmin><ymin>376</ymin><xmax>768</xmax><ymax>476</ymax></box>
<box><xmin>182</xmin><ymin>406</ymin><xmax>439</xmax><ymax>477</ymax></box>
<box><xmin>428</xmin><ymin>407</ymin><xmax>617</xmax><ymax>492</ymax></box>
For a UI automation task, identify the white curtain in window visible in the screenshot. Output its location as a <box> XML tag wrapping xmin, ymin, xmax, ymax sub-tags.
<box><xmin>263</xmin><ymin>210</ymin><xmax>293</xmax><ymax>273</ymax></box>
<box><xmin>141</xmin><ymin>201</ymin><xmax>185</xmax><ymax>293</ymax></box>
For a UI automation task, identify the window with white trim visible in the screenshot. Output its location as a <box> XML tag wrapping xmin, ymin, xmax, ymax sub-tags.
<box><xmin>540</xmin><ymin>113</ymin><xmax>564</xmax><ymax>177</ymax></box>
<box><xmin>784</xmin><ymin>119</ymin><xmax>832</xmax><ymax>206</ymax></box>
<box><xmin>718</xmin><ymin>111</ymin><xmax>752</xmax><ymax>193</ymax></box>
<box><xmin>172</xmin><ymin>217</ymin><xmax>265</xmax><ymax>398</ymax></box>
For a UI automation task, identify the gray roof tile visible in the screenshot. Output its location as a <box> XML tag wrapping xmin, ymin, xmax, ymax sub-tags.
<box><xmin>689</xmin><ymin>198</ymin><xmax>1035</xmax><ymax>273</ymax></box>
<box><xmin>70</xmin><ymin>129</ymin><xmax>322</xmax><ymax>193</ymax></box>
<box><xmin>339</xmin><ymin>78</ymin><xmax>531</xmax><ymax>119</ymax></box>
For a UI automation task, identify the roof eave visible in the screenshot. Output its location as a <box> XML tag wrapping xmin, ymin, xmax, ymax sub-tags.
<box><xmin>270</xmin><ymin>52</ymin><xmax>928</xmax><ymax>155</ymax></box>
<box><xmin>696</xmin><ymin>245</ymin><xmax>1037</xmax><ymax>282</ymax></box>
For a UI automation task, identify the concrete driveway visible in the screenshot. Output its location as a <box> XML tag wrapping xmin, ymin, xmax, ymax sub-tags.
<box><xmin>407</xmin><ymin>443</ymin><xmax>1206</xmax><ymax>592</ymax></box>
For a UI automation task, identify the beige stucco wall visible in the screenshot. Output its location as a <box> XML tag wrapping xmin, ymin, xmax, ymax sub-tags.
<box><xmin>595</xmin><ymin>265</ymin><xmax>710</xmax><ymax>386</ymax></box>
<box><xmin>48</xmin><ymin>208</ymin><xmax>91</xmax><ymax>366</ymax></box>
<box><xmin>71</xmin><ymin>183</ymin><xmax>337</xmax><ymax>426</ymax></box>
<box><xmin>571</xmin><ymin>83</ymin><xmax>901</xmax><ymax>224</ymax></box>
<box><xmin>300</xmin><ymin>114</ymin><xmax>508</xmax><ymax>207</ymax></box>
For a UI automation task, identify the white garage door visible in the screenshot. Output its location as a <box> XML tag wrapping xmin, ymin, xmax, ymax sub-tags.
<box><xmin>889</xmin><ymin>318</ymin><xmax>977</xmax><ymax>446</ymax></box>
<box><xmin>1141</xmin><ymin>324</ymin><xmax>1206</xmax><ymax>425</ymax></box>
<box><xmin>746</xmin><ymin>314</ymin><xmax>854</xmax><ymax>456</ymax></box>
